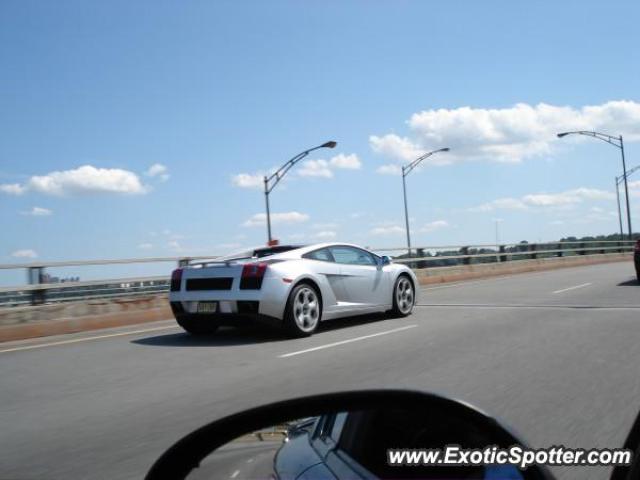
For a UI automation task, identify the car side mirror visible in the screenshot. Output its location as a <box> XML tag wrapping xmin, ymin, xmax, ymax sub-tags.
<box><xmin>380</xmin><ymin>255</ymin><xmax>391</xmax><ymax>266</ymax></box>
<box><xmin>146</xmin><ymin>390</ymin><xmax>553</xmax><ymax>480</ymax></box>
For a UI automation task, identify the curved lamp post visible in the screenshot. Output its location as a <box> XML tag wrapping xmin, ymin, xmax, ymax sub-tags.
<box><xmin>402</xmin><ymin>148</ymin><xmax>450</xmax><ymax>255</ymax></box>
<box><xmin>264</xmin><ymin>141</ymin><xmax>337</xmax><ymax>243</ymax></box>
<box><xmin>557</xmin><ymin>131</ymin><xmax>633</xmax><ymax>239</ymax></box>
<box><xmin>616</xmin><ymin>164</ymin><xmax>640</xmax><ymax>240</ymax></box>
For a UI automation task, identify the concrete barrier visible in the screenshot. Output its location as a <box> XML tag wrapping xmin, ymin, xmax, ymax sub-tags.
<box><xmin>0</xmin><ymin>252</ymin><xmax>633</xmax><ymax>343</ymax></box>
<box><xmin>415</xmin><ymin>252</ymin><xmax>632</xmax><ymax>285</ymax></box>
<box><xmin>0</xmin><ymin>295</ymin><xmax>172</xmax><ymax>343</ymax></box>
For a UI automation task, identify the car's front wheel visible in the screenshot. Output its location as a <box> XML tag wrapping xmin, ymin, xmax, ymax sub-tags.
<box><xmin>284</xmin><ymin>283</ymin><xmax>321</xmax><ymax>337</ymax></box>
<box><xmin>176</xmin><ymin>315</ymin><xmax>219</xmax><ymax>335</ymax></box>
<box><xmin>391</xmin><ymin>275</ymin><xmax>415</xmax><ymax>317</ymax></box>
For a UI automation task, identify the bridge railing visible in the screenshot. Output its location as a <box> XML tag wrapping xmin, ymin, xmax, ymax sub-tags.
<box><xmin>0</xmin><ymin>241</ymin><xmax>634</xmax><ymax>307</ymax></box>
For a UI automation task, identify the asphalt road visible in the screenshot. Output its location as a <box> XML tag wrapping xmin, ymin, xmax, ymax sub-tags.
<box><xmin>1</xmin><ymin>261</ymin><xmax>639</xmax><ymax>480</ymax></box>
<box><xmin>189</xmin><ymin>441</ymin><xmax>280</xmax><ymax>480</ymax></box>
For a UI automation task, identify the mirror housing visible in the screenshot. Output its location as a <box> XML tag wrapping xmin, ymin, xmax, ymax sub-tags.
<box><xmin>146</xmin><ymin>390</ymin><xmax>552</xmax><ymax>480</ymax></box>
<box><xmin>380</xmin><ymin>255</ymin><xmax>391</xmax><ymax>266</ymax></box>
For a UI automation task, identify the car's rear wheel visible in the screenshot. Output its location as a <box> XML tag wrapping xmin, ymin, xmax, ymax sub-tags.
<box><xmin>392</xmin><ymin>275</ymin><xmax>415</xmax><ymax>317</ymax></box>
<box><xmin>284</xmin><ymin>283</ymin><xmax>321</xmax><ymax>337</ymax></box>
<box><xmin>176</xmin><ymin>315</ymin><xmax>219</xmax><ymax>335</ymax></box>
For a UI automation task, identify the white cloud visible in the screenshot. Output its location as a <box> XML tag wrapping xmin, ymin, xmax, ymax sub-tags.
<box><xmin>243</xmin><ymin>211</ymin><xmax>310</xmax><ymax>227</ymax></box>
<box><xmin>312</xmin><ymin>222</ymin><xmax>339</xmax><ymax>230</ymax></box>
<box><xmin>233</xmin><ymin>153</ymin><xmax>360</xmax><ymax>187</ymax></box>
<box><xmin>214</xmin><ymin>242</ymin><xmax>243</xmax><ymax>251</ymax></box>
<box><xmin>522</xmin><ymin>188</ymin><xmax>614</xmax><ymax>206</ymax></box>
<box><xmin>469</xmin><ymin>187</ymin><xmax>614</xmax><ymax>212</ymax></box>
<box><xmin>469</xmin><ymin>198</ymin><xmax>528</xmax><ymax>212</ymax></box>
<box><xmin>312</xmin><ymin>230</ymin><xmax>337</xmax><ymax>240</ymax></box>
<box><xmin>298</xmin><ymin>159</ymin><xmax>333</xmax><ymax>178</ymax></box>
<box><xmin>329</xmin><ymin>153</ymin><xmax>361</xmax><ymax>170</ymax></box>
<box><xmin>421</xmin><ymin>220</ymin><xmax>449</xmax><ymax>233</ymax></box>
<box><xmin>370</xmin><ymin>225</ymin><xmax>405</xmax><ymax>236</ymax></box>
<box><xmin>145</xmin><ymin>163</ymin><xmax>169</xmax><ymax>182</ymax></box>
<box><xmin>370</xmin><ymin>134</ymin><xmax>423</xmax><ymax>162</ymax></box>
<box><xmin>376</xmin><ymin>164</ymin><xmax>402</xmax><ymax>176</ymax></box>
<box><xmin>0</xmin><ymin>183</ymin><xmax>26</xmax><ymax>195</ymax></box>
<box><xmin>138</xmin><ymin>243</ymin><xmax>153</xmax><ymax>249</ymax></box>
<box><xmin>299</xmin><ymin>153</ymin><xmax>362</xmax><ymax>178</ymax></box>
<box><xmin>232</xmin><ymin>173</ymin><xmax>265</xmax><ymax>189</ymax></box>
<box><xmin>2</xmin><ymin>165</ymin><xmax>148</xmax><ymax>196</ymax></box>
<box><xmin>287</xmin><ymin>233</ymin><xmax>307</xmax><ymax>241</ymax></box>
<box><xmin>11</xmin><ymin>249</ymin><xmax>38</xmax><ymax>259</ymax></box>
<box><xmin>167</xmin><ymin>240</ymin><xmax>182</xmax><ymax>251</ymax></box>
<box><xmin>21</xmin><ymin>206</ymin><xmax>52</xmax><ymax>216</ymax></box>
<box><xmin>371</xmin><ymin>100</ymin><xmax>640</xmax><ymax>164</ymax></box>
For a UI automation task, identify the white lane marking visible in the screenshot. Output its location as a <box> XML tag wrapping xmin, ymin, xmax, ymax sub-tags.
<box><xmin>552</xmin><ymin>283</ymin><xmax>592</xmax><ymax>294</ymax></box>
<box><xmin>279</xmin><ymin>325</ymin><xmax>417</xmax><ymax>358</ymax></box>
<box><xmin>0</xmin><ymin>325</ymin><xmax>179</xmax><ymax>354</ymax></box>
<box><xmin>231</xmin><ymin>470</ymin><xmax>240</xmax><ymax>478</ymax></box>
<box><xmin>417</xmin><ymin>303</ymin><xmax>640</xmax><ymax>309</ymax></box>
<box><xmin>246</xmin><ymin>458</ymin><xmax>254</xmax><ymax>463</ymax></box>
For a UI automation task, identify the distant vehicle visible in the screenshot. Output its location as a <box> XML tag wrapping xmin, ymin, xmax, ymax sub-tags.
<box><xmin>168</xmin><ymin>243</ymin><xmax>418</xmax><ymax>337</ymax></box>
<box><xmin>634</xmin><ymin>239</ymin><xmax>639</xmax><ymax>282</ymax></box>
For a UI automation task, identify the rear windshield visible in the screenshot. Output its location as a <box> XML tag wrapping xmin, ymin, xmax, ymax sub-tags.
<box><xmin>254</xmin><ymin>245</ymin><xmax>304</xmax><ymax>258</ymax></box>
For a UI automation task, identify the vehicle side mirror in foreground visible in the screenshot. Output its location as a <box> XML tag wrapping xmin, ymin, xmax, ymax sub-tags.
<box><xmin>146</xmin><ymin>390</ymin><xmax>553</xmax><ymax>480</ymax></box>
<box><xmin>380</xmin><ymin>255</ymin><xmax>391</xmax><ymax>266</ymax></box>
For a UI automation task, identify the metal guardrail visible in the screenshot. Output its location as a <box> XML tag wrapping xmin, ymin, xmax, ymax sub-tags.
<box><xmin>0</xmin><ymin>241</ymin><xmax>634</xmax><ymax>307</ymax></box>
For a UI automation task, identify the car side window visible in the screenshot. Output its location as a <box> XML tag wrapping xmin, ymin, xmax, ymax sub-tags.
<box><xmin>303</xmin><ymin>248</ymin><xmax>334</xmax><ymax>262</ymax></box>
<box><xmin>329</xmin><ymin>412</ymin><xmax>348</xmax><ymax>443</ymax></box>
<box><xmin>330</xmin><ymin>247</ymin><xmax>376</xmax><ymax>266</ymax></box>
<box><xmin>312</xmin><ymin>414</ymin><xmax>333</xmax><ymax>439</ymax></box>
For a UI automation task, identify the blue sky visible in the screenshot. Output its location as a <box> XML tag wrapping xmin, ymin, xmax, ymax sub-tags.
<box><xmin>1</xmin><ymin>0</ymin><xmax>639</xmax><ymax>282</ymax></box>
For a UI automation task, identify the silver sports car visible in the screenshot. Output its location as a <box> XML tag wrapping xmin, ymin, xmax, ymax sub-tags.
<box><xmin>168</xmin><ymin>243</ymin><xmax>418</xmax><ymax>337</ymax></box>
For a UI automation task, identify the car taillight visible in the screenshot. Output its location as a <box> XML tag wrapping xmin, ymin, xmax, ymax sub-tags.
<box><xmin>170</xmin><ymin>268</ymin><xmax>183</xmax><ymax>291</ymax></box>
<box><xmin>240</xmin><ymin>262</ymin><xmax>268</xmax><ymax>290</ymax></box>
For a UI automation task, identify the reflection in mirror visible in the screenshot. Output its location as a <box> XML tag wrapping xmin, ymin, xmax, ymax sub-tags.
<box><xmin>186</xmin><ymin>408</ymin><xmax>526</xmax><ymax>480</ymax></box>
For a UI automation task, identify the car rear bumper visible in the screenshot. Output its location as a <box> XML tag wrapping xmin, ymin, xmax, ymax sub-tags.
<box><xmin>169</xmin><ymin>276</ymin><xmax>291</xmax><ymax>319</ymax></box>
<box><xmin>170</xmin><ymin>301</ymin><xmax>282</xmax><ymax>327</ymax></box>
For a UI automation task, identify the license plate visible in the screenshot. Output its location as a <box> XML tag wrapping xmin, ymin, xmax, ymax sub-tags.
<box><xmin>197</xmin><ymin>302</ymin><xmax>218</xmax><ymax>313</ymax></box>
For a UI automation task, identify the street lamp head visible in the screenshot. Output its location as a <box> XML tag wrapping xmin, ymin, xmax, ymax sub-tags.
<box><xmin>557</xmin><ymin>132</ymin><xmax>570</xmax><ymax>138</ymax></box>
<box><xmin>440</xmin><ymin>147</ymin><xmax>451</xmax><ymax>152</ymax></box>
<box><xmin>321</xmin><ymin>141</ymin><xmax>337</xmax><ymax>149</ymax></box>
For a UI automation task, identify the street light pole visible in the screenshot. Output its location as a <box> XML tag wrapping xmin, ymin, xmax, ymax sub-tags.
<box><xmin>402</xmin><ymin>170</ymin><xmax>411</xmax><ymax>254</ymax></box>
<box><xmin>615</xmin><ymin>176</ymin><xmax>624</xmax><ymax>240</ymax></box>
<box><xmin>264</xmin><ymin>176</ymin><xmax>272</xmax><ymax>243</ymax></box>
<box><xmin>401</xmin><ymin>147</ymin><xmax>450</xmax><ymax>255</ymax></box>
<box><xmin>263</xmin><ymin>141</ymin><xmax>337</xmax><ymax>243</ymax></box>
<box><xmin>620</xmin><ymin>135</ymin><xmax>632</xmax><ymax>239</ymax></box>
<box><xmin>615</xmin><ymin>164</ymin><xmax>640</xmax><ymax>241</ymax></box>
<box><xmin>557</xmin><ymin>131</ymin><xmax>633</xmax><ymax>239</ymax></box>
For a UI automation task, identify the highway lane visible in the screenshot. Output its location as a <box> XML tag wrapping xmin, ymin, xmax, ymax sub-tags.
<box><xmin>0</xmin><ymin>261</ymin><xmax>639</xmax><ymax>480</ymax></box>
<box><xmin>189</xmin><ymin>441</ymin><xmax>281</xmax><ymax>480</ymax></box>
